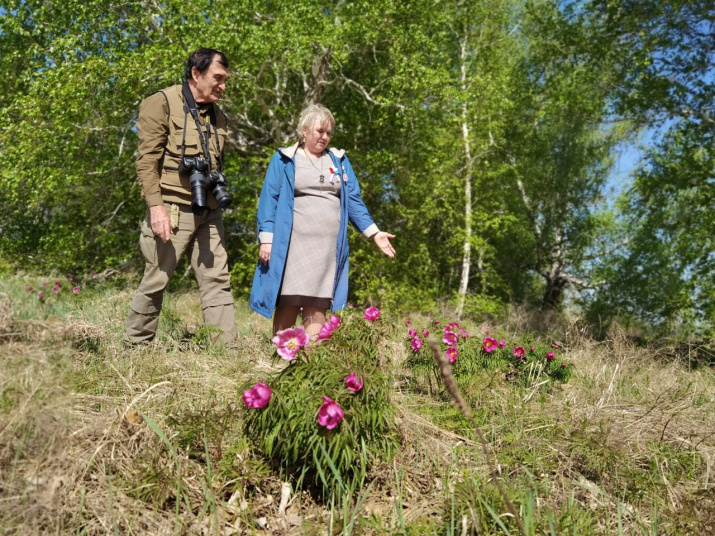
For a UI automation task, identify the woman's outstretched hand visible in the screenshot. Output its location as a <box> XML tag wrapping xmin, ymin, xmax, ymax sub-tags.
<box><xmin>373</xmin><ymin>231</ymin><xmax>396</xmax><ymax>258</ymax></box>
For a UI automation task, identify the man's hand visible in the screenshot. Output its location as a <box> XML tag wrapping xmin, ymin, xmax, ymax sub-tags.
<box><xmin>372</xmin><ymin>231</ymin><xmax>396</xmax><ymax>258</ymax></box>
<box><xmin>259</xmin><ymin>243</ymin><xmax>272</xmax><ymax>265</ymax></box>
<box><xmin>149</xmin><ymin>205</ymin><xmax>172</xmax><ymax>243</ymax></box>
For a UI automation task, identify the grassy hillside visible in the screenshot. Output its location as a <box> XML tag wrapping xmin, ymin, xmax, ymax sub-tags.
<box><xmin>0</xmin><ymin>274</ymin><xmax>713</xmax><ymax>535</ymax></box>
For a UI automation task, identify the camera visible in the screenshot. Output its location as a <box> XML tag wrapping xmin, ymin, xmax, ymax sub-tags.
<box><xmin>180</xmin><ymin>156</ymin><xmax>232</xmax><ymax>215</ymax></box>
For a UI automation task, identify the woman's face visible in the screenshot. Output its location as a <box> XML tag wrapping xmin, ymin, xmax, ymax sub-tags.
<box><xmin>303</xmin><ymin>119</ymin><xmax>333</xmax><ymax>155</ymax></box>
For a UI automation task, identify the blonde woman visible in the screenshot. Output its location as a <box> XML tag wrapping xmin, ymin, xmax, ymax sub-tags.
<box><xmin>250</xmin><ymin>104</ymin><xmax>395</xmax><ymax>338</ymax></box>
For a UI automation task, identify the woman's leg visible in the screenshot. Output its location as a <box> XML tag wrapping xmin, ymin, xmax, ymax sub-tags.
<box><xmin>302</xmin><ymin>307</ymin><xmax>327</xmax><ymax>342</ymax></box>
<box><xmin>273</xmin><ymin>305</ymin><xmax>301</xmax><ymax>334</ymax></box>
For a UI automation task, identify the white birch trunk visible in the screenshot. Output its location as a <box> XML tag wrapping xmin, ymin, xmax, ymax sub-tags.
<box><xmin>457</xmin><ymin>37</ymin><xmax>473</xmax><ymax>317</ymax></box>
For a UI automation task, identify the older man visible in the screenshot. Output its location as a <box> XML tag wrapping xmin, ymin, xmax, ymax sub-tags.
<box><xmin>126</xmin><ymin>48</ymin><xmax>237</xmax><ymax>346</ymax></box>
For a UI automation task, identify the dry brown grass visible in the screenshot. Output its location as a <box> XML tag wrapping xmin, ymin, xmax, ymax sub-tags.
<box><xmin>0</xmin><ymin>286</ymin><xmax>714</xmax><ymax>534</ymax></box>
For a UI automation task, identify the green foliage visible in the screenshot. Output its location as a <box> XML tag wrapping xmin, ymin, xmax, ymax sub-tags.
<box><xmin>242</xmin><ymin>310</ymin><xmax>400</xmax><ymax>493</ymax></box>
<box><xmin>404</xmin><ymin>318</ymin><xmax>575</xmax><ymax>397</ymax></box>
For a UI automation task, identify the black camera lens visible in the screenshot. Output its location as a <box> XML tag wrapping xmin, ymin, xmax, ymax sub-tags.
<box><xmin>190</xmin><ymin>171</ymin><xmax>210</xmax><ymax>216</ymax></box>
<box><xmin>210</xmin><ymin>172</ymin><xmax>232</xmax><ymax>209</ymax></box>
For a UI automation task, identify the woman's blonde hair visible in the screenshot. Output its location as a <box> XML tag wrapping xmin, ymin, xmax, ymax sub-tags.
<box><xmin>297</xmin><ymin>104</ymin><xmax>335</xmax><ymax>142</ymax></box>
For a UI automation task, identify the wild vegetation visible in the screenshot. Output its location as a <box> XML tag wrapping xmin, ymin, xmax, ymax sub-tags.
<box><xmin>1</xmin><ymin>275</ymin><xmax>713</xmax><ymax>534</ymax></box>
<box><xmin>1</xmin><ymin>0</ymin><xmax>713</xmax><ymax>533</ymax></box>
<box><xmin>1</xmin><ymin>0</ymin><xmax>712</xmax><ymax>337</ymax></box>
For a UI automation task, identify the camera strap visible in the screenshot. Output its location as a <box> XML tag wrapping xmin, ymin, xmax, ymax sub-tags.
<box><xmin>180</xmin><ymin>82</ymin><xmax>223</xmax><ymax>172</ymax></box>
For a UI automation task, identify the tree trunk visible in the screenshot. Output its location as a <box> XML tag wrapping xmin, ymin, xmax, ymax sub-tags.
<box><xmin>457</xmin><ymin>36</ymin><xmax>473</xmax><ymax>317</ymax></box>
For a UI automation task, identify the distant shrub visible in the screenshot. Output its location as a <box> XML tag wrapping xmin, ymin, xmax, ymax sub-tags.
<box><xmin>242</xmin><ymin>307</ymin><xmax>400</xmax><ymax>493</ymax></box>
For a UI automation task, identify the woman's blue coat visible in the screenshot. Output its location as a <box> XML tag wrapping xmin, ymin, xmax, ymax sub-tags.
<box><xmin>249</xmin><ymin>144</ymin><xmax>377</xmax><ymax>319</ymax></box>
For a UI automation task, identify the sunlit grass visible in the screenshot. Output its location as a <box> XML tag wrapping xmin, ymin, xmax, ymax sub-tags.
<box><xmin>0</xmin><ymin>274</ymin><xmax>713</xmax><ymax>534</ymax></box>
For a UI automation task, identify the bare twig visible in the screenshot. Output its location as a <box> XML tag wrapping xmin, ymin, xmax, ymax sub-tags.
<box><xmin>426</xmin><ymin>337</ymin><xmax>526</xmax><ymax>536</ymax></box>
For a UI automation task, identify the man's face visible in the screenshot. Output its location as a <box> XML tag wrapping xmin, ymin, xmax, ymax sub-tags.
<box><xmin>191</xmin><ymin>56</ymin><xmax>229</xmax><ymax>103</ymax></box>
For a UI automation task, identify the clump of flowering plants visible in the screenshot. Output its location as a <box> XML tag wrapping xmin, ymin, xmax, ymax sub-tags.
<box><xmin>242</xmin><ymin>306</ymin><xmax>399</xmax><ymax>492</ymax></box>
<box><xmin>404</xmin><ymin>317</ymin><xmax>575</xmax><ymax>395</ymax></box>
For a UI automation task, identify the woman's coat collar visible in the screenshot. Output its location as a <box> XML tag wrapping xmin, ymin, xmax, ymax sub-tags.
<box><xmin>279</xmin><ymin>142</ymin><xmax>345</xmax><ymax>160</ymax></box>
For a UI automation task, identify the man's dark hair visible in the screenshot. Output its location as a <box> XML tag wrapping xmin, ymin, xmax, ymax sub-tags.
<box><xmin>184</xmin><ymin>48</ymin><xmax>229</xmax><ymax>81</ymax></box>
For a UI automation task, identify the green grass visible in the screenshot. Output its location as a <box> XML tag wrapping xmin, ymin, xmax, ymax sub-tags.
<box><xmin>0</xmin><ymin>273</ymin><xmax>714</xmax><ymax>535</ymax></box>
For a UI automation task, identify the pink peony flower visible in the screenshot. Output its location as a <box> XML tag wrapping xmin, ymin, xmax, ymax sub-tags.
<box><xmin>513</xmin><ymin>346</ymin><xmax>525</xmax><ymax>358</ymax></box>
<box><xmin>552</xmin><ymin>344</ymin><xmax>559</xmax><ymax>349</ymax></box>
<box><xmin>37</xmin><ymin>291</ymin><xmax>44</xmax><ymax>300</ymax></box>
<box><xmin>422</xmin><ymin>329</ymin><xmax>429</xmax><ymax>337</ymax></box>
<box><xmin>243</xmin><ymin>382</ymin><xmax>272</xmax><ymax>409</ymax></box>
<box><xmin>530</xmin><ymin>346</ymin><xmax>535</xmax><ymax>351</ymax></box>
<box><xmin>408</xmin><ymin>328</ymin><xmax>417</xmax><ymax>338</ymax></box>
<box><xmin>317</xmin><ymin>396</ymin><xmax>344</xmax><ymax>430</ymax></box>
<box><xmin>317</xmin><ymin>322</ymin><xmax>334</xmax><ymax>341</ymax></box>
<box><xmin>272</xmin><ymin>326</ymin><xmax>309</xmax><ymax>361</ymax></box>
<box><xmin>52</xmin><ymin>287</ymin><xmax>60</xmax><ymax>294</ymax></box>
<box><xmin>329</xmin><ymin>315</ymin><xmax>340</xmax><ymax>330</ymax></box>
<box><xmin>459</xmin><ymin>329</ymin><xmax>469</xmax><ymax>339</ymax></box>
<box><xmin>54</xmin><ymin>281</ymin><xmax>61</xmax><ymax>287</ymax></box>
<box><xmin>561</xmin><ymin>362</ymin><xmax>567</xmax><ymax>367</ymax></box>
<box><xmin>434</xmin><ymin>320</ymin><xmax>440</xmax><ymax>325</ymax></box>
<box><xmin>483</xmin><ymin>337</ymin><xmax>498</xmax><ymax>353</ymax></box>
<box><xmin>405</xmin><ymin>318</ymin><xmax>411</xmax><ymax>327</ymax></box>
<box><xmin>445</xmin><ymin>346</ymin><xmax>458</xmax><ymax>363</ymax></box>
<box><xmin>345</xmin><ymin>373</ymin><xmax>363</xmax><ymax>393</ymax></box>
<box><xmin>363</xmin><ymin>306</ymin><xmax>380</xmax><ymax>321</ymax></box>
<box><xmin>73</xmin><ymin>287</ymin><xmax>80</xmax><ymax>294</ymax></box>
<box><xmin>411</xmin><ymin>337</ymin><xmax>423</xmax><ymax>352</ymax></box>
<box><xmin>442</xmin><ymin>331</ymin><xmax>458</xmax><ymax>346</ymax></box>
<box><xmin>547</xmin><ymin>352</ymin><xmax>555</xmax><ymax>360</ymax></box>
<box><xmin>499</xmin><ymin>340</ymin><xmax>506</xmax><ymax>348</ymax></box>
<box><xmin>318</xmin><ymin>315</ymin><xmax>342</xmax><ymax>342</ymax></box>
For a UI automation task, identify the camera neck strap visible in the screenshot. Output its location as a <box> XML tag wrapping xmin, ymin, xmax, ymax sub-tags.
<box><xmin>180</xmin><ymin>82</ymin><xmax>223</xmax><ymax>172</ymax></box>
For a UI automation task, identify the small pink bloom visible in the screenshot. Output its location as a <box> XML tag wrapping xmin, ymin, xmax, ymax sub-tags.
<box><xmin>422</xmin><ymin>330</ymin><xmax>429</xmax><ymax>337</ymax></box>
<box><xmin>26</xmin><ymin>285</ymin><xmax>33</xmax><ymax>291</ymax></box>
<box><xmin>329</xmin><ymin>315</ymin><xmax>340</xmax><ymax>329</ymax></box>
<box><xmin>317</xmin><ymin>322</ymin><xmax>334</xmax><ymax>342</ymax></box>
<box><xmin>442</xmin><ymin>331</ymin><xmax>458</xmax><ymax>346</ymax></box>
<box><xmin>482</xmin><ymin>337</ymin><xmax>498</xmax><ymax>353</ymax></box>
<box><xmin>547</xmin><ymin>352</ymin><xmax>555</xmax><ymax>360</ymax></box>
<box><xmin>459</xmin><ymin>329</ymin><xmax>469</xmax><ymax>338</ymax></box>
<box><xmin>411</xmin><ymin>337</ymin><xmax>423</xmax><ymax>352</ymax></box>
<box><xmin>91</xmin><ymin>272</ymin><xmax>99</xmax><ymax>279</ymax></box>
<box><xmin>243</xmin><ymin>382</ymin><xmax>272</xmax><ymax>409</ymax></box>
<box><xmin>570</xmin><ymin>362</ymin><xmax>575</xmax><ymax>366</ymax></box>
<box><xmin>345</xmin><ymin>373</ymin><xmax>363</xmax><ymax>393</ymax></box>
<box><xmin>348</xmin><ymin>304</ymin><xmax>354</xmax><ymax>309</ymax></box>
<box><xmin>530</xmin><ymin>346</ymin><xmax>535</xmax><ymax>351</ymax></box>
<box><xmin>499</xmin><ymin>340</ymin><xmax>506</xmax><ymax>348</ymax></box>
<box><xmin>73</xmin><ymin>287</ymin><xmax>80</xmax><ymax>294</ymax></box>
<box><xmin>513</xmin><ymin>346</ymin><xmax>525</xmax><ymax>358</ymax></box>
<box><xmin>445</xmin><ymin>346</ymin><xmax>458</xmax><ymax>363</ymax></box>
<box><xmin>52</xmin><ymin>287</ymin><xmax>60</xmax><ymax>294</ymax></box>
<box><xmin>434</xmin><ymin>320</ymin><xmax>440</xmax><ymax>325</ymax></box>
<box><xmin>561</xmin><ymin>362</ymin><xmax>567</xmax><ymax>367</ymax></box>
<box><xmin>37</xmin><ymin>291</ymin><xmax>44</xmax><ymax>300</ymax></box>
<box><xmin>552</xmin><ymin>344</ymin><xmax>559</xmax><ymax>349</ymax></box>
<box><xmin>408</xmin><ymin>328</ymin><xmax>417</xmax><ymax>338</ymax></box>
<box><xmin>405</xmin><ymin>318</ymin><xmax>411</xmax><ymax>327</ymax></box>
<box><xmin>363</xmin><ymin>306</ymin><xmax>380</xmax><ymax>321</ymax></box>
<box><xmin>317</xmin><ymin>396</ymin><xmax>344</xmax><ymax>430</ymax></box>
<box><xmin>272</xmin><ymin>326</ymin><xmax>309</xmax><ymax>361</ymax></box>
<box><xmin>41</xmin><ymin>281</ymin><xmax>47</xmax><ymax>287</ymax></box>
<box><xmin>54</xmin><ymin>281</ymin><xmax>61</xmax><ymax>287</ymax></box>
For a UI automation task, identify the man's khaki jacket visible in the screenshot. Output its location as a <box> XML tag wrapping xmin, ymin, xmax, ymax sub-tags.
<box><xmin>135</xmin><ymin>84</ymin><xmax>229</xmax><ymax>209</ymax></box>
